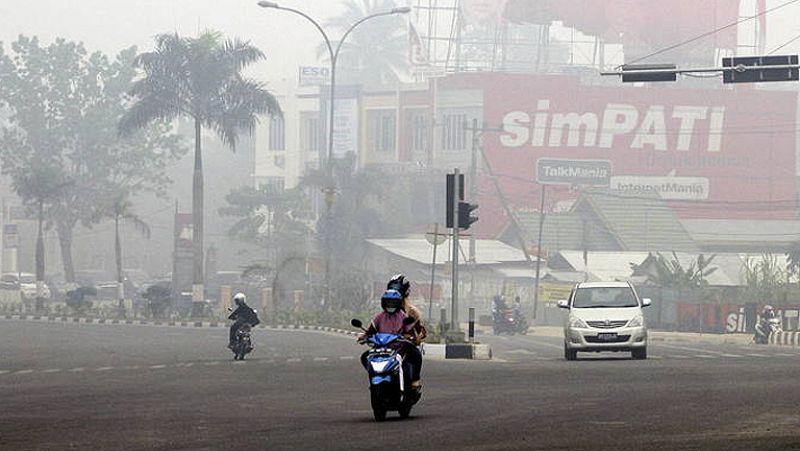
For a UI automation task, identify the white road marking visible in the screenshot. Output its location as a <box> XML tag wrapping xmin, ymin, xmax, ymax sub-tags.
<box><xmin>95</xmin><ymin>367</ymin><xmax>113</xmax><ymax>372</ymax></box>
<box><xmin>287</xmin><ymin>358</ymin><xmax>302</xmax><ymax>363</ymax></box>
<box><xmin>41</xmin><ymin>368</ymin><xmax>62</xmax><ymax>373</ymax></box>
<box><xmin>15</xmin><ymin>369</ymin><xmax>33</xmax><ymax>374</ymax></box>
<box><xmin>0</xmin><ymin>370</ymin><xmax>10</xmax><ymax>375</ymax></box>
<box><xmin>694</xmin><ymin>355</ymin><xmax>716</xmax><ymax>359</ymax></box>
<box><xmin>507</xmin><ymin>349</ymin><xmax>538</xmax><ymax>355</ymax></box>
<box><xmin>149</xmin><ymin>364</ymin><xmax>166</xmax><ymax>369</ymax></box>
<box><xmin>204</xmin><ymin>361</ymin><xmax>221</xmax><ymax>366</ymax></box>
<box><xmin>339</xmin><ymin>356</ymin><xmax>355</xmax><ymax>360</ymax></box>
<box><xmin>746</xmin><ymin>353</ymin><xmax>770</xmax><ymax>358</ymax></box>
<box><xmin>671</xmin><ymin>355</ymin><xmax>690</xmax><ymax>359</ymax></box>
<box><xmin>658</xmin><ymin>343</ymin><xmax>740</xmax><ymax>358</ymax></box>
<box><xmin>313</xmin><ymin>357</ymin><xmax>329</xmax><ymax>362</ymax></box>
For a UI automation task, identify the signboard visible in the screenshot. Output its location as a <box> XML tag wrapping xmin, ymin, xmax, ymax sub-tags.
<box><xmin>538</xmin><ymin>283</ymin><xmax>573</xmax><ymax>303</ymax></box>
<box><xmin>610</xmin><ymin>174</ymin><xmax>709</xmax><ymax>200</ymax></box>
<box><xmin>471</xmin><ymin>72</ymin><xmax>798</xmax><ymax>236</ymax></box>
<box><xmin>298</xmin><ymin>66</ymin><xmax>330</xmax><ymax>87</ymax></box>
<box><xmin>536</xmin><ymin>158</ymin><xmax>612</xmax><ymax>186</ymax></box>
<box><xmin>331</xmin><ymin>98</ymin><xmax>359</xmax><ymax>158</ymax></box>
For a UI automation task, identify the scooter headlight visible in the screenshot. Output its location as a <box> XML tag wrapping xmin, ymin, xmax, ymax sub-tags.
<box><xmin>370</xmin><ymin>360</ymin><xmax>391</xmax><ymax>373</ymax></box>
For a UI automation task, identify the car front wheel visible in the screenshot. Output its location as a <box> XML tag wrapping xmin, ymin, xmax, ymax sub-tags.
<box><xmin>632</xmin><ymin>347</ymin><xmax>647</xmax><ymax>360</ymax></box>
<box><xmin>564</xmin><ymin>343</ymin><xmax>577</xmax><ymax>361</ymax></box>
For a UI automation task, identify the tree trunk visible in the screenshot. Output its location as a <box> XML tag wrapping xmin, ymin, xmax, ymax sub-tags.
<box><xmin>56</xmin><ymin>221</ymin><xmax>76</xmax><ymax>283</ymax></box>
<box><xmin>35</xmin><ymin>200</ymin><xmax>45</xmax><ymax>312</ymax></box>
<box><xmin>192</xmin><ymin>117</ymin><xmax>205</xmax><ymax>310</ymax></box>
<box><xmin>116</xmin><ymin>213</ymin><xmax>125</xmax><ymax>316</ymax></box>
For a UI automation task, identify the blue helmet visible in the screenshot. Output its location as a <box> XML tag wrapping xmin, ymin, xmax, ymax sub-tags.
<box><xmin>381</xmin><ymin>289</ymin><xmax>403</xmax><ymax>313</ymax></box>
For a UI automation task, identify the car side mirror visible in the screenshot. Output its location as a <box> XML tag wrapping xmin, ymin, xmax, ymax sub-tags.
<box><xmin>642</xmin><ymin>298</ymin><xmax>652</xmax><ymax>307</ymax></box>
<box><xmin>557</xmin><ymin>300</ymin><xmax>569</xmax><ymax>309</ymax></box>
<box><xmin>350</xmin><ymin>318</ymin><xmax>363</xmax><ymax>329</ymax></box>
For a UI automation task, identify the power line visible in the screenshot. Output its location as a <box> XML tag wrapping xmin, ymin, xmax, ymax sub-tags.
<box><xmin>622</xmin><ymin>0</ymin><xmax>800</xmax><ymax>67</ymax></box>
<box><xmin>768</xmin><ymin>31</ymin><xmax>800</xmax><ymax>55</ymax></box>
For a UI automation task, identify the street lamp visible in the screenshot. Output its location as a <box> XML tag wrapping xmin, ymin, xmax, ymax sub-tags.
<box><xmin>257</xmin><ymin>1</ymin><xmax>410</xmax><ymax>305</ymax></box>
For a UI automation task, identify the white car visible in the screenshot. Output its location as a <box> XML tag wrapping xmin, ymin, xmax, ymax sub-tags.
<box><xmin>0</xmin><ymin>273</ymin><xmax>51</xmax><ymax>299</ymax></box>
<box><xmin>558</xmin><ymin>281</ymin><xmax>650</xmax><ymax>361</ymax></box>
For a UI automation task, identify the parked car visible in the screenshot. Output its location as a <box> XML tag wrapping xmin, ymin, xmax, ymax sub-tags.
<box><xmin>558</xmin><ymin>281</ymin><xmax>651</xmax><ymax>361</ymax></box>
<box><xmin>0</xmin><ymin>273</ymin><xmax>52</xmax><ymax>299</ymax></box>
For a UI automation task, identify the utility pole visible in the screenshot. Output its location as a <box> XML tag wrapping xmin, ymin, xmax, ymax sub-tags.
<box><xmin>450</xmin><ymin>168</ymin><xmax>460</xmax><ymax>333</ymax></box>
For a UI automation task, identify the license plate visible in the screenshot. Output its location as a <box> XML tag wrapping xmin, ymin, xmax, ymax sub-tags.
<box><xmin>597</xmin><ymin>333</ymin><xmax>618</xmax><ymax>341</ymax></box>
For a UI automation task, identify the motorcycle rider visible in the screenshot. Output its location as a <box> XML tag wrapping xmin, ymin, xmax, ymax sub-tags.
<box><xmin>387</xmin><ymin>274</ymin><xmax>426</xmax><ymax>388</ymax></box>
<box><xmin>754</xmin><ymin>305</ymin><xmax>777</xmax><ymax>344</ymax></box>
<box><xmin>359</xmin><ymin>289</ymin><xmax>422</xmax><ymax>391</ymax></box>
<box><xmin>228</xmin><ymin>293</ymin><xmax>260</xmax><ymax>349</ymax></box>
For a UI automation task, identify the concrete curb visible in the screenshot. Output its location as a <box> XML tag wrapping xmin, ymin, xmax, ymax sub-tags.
<box><xmin>0</xmin><ymin>314</ymin><xmax>360</xmax><ymax>337</ymax></box>
<box><xmin>768</xmin><ymin>330</ymin><xmax>800</xmax><ymax>346</ymax></box>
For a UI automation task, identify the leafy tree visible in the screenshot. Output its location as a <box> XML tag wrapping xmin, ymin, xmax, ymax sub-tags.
<box><xmin>632</xmin><ymin>252</ymin><xmax>718</xmax><ymax>289</ymax></box>
<box><xmin>743</xmin><ymin>254</ymin><xmax>787</xmax><ymax>302</ymax></box>
<box><xmin>786</xmin><ymin>244</ymin><xmax>800</xmax><ymax>281</ymax></box>
<box><xmin>142</xmin><ymin>284</ymin><xmax>172</xmax><ymax>319</ymax></box>
<box><xmin>119</xmin><ymin>31</ymin><xmax>281</xmax><ymax>306</ymax></box>
<box><xmin>0</xmin><ymin>36</ymin><xmax>183</xmax><ymax>282</ymax></box>
<box><xmin>321</xmin><ymin>0</ymin><xmax>409</xmax><ymax>85</ymax></box>
<box><xmin>66</xmin><ymin>286</ymin><xmax>97</xmax><ymax>314</ymax></box>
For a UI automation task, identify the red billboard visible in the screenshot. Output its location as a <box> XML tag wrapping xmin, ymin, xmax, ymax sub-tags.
<box><xmin>504</xmin><ymin>0</ymin><xmax>743</xmax><ymax>59</ymax></box>
<box><xmin>472</xmin><ymin>73</ymin><xmax>797</xmax><ymax>237</ymax></box>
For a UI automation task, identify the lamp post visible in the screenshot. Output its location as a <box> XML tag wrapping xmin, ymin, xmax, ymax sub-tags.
<box><xmin>257</xmin><ymin>1</ymin><xmax>410</xmax><ymax>305</ymax></box>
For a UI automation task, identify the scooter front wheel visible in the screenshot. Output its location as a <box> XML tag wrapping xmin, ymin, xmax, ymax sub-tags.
<box><xmin>373</xmin><ymin>408</ymin><xmax>387</xmax><ymax>422</ymax></box>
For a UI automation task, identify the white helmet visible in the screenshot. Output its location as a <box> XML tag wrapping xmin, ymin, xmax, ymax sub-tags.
<box><xmin>233</xmin><ymin>292</ymin><xmax>246</xmax><ymax>306</ymax></box>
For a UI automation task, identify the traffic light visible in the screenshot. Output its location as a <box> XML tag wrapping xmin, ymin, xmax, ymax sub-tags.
<box><xmin>722</xmin><ymin>55</ymin><xmax>799</xmax><ymax>83</ymax></box>
<box><xmin>458</xmin><ymin>201</ymin><xmax>478</xmax><ymax>230</ymax></box>
<box><xmin>621</xmin><ymin>64</ymin><xmax>677</xmax><ymax>82</ymax></box>
<box><xmin>446</xmin><ymin>173</ymin><xmax>464</xmax><ymax>228</ymax></box>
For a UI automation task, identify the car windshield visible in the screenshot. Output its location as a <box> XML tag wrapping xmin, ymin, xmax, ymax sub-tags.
<box><xmin>572</xmin><ymin>287</ymin><xmax>639</xmax><ymax>308</ymax></box>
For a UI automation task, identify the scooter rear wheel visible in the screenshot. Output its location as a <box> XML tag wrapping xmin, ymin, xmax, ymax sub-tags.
<box><xmin>398</xmin><ymin>405</ymin><xmax>412</xmax><ymax>419</ymax></box>
<box><xmin>373</xmin><ymin>409</ymin><xmax>387</xmax><ymax>422</ymax></box>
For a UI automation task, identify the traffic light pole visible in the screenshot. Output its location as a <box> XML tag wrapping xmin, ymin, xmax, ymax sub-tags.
<box><xmin>451</xmin><ymin>168</ymin><xmax>460</xmax><ymax>333</ymax></box>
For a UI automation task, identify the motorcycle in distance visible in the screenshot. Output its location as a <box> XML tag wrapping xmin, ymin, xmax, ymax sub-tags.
<box><xmin>754</xmin><ymin>316</ymin><xmax>783</xmax><ymax>344</ymax></box>
<box><xmin>228</xmin><ymin>308</ymin><xmax>255</xmax><ymax>360</ymax></box>
<box><xmin>351</xmin><ymin>317</ymin><xmax>421</xmax><ymax>422</ymax></box>
<box><xmin>493</xmin><ymin>307</ymin><xmax>529</xmax><ymax>335</ymax></box>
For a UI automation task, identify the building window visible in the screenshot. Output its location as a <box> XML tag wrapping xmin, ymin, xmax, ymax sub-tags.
<box><xmin>261</xmin><ymin>177</ymin><xmax>285</xmax><ymax>194</ymax></box>
<box><xmin>269</xmin><ymin>116</ymin><xmax>285</xmax><ymax>151</ymax></box>
<box><xmin>406</xmin><ymin>109</ymin><xmax>429</xmax><ymax>153</ymax></box>
<box><xmin>300</xmin><ymin>112</ymin><xmax>321</xmax><ymax>152</ymax></box>
<box><xmin>367</xmin><ymin>109</ymin><xmax>397</xmax><ymax>153</ymax></box>
<box><xmin>441</xmin><ymin>113</ymin><xmax>468</xmax><ymax>151</ymax></box>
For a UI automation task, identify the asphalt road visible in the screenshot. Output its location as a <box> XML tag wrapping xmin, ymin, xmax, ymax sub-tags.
<box><xmin>2</xmin><ymin>319</ymin><xmax>800</xmax><ymax>450</ymax></box>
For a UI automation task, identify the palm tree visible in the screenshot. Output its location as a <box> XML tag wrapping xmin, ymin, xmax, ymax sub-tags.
<box><xmin>119</xmin><ymin>31</ymin><xmax>281</xmax><ymax>310</ymax></box>
<box><xmin>321</xmin><ymin>0</ymin><xmax>409</xmax><ymax>85</ymax></box>
<box><xmin>109</xmin><ymin>193</ymin><xmax>151</xmax><ymax>317</ymax></box>
<box><xmin>9</xmin><ymin>163</ymin><xmax>72</xmax><ymax>311</ymax></box>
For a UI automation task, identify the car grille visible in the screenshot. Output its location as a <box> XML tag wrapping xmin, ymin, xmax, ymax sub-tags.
<box><xmin>585</xmin><ymin>334</ymin><xmax>631</xmax><ymax>343</ymax></box>
<box><xmin>586</xmin><ymin>320</ymin><xmax>628</xmax><ymax>329</ymax></box>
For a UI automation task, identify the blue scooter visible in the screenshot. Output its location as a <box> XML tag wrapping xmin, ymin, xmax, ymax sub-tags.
<box><xmin>351</xmin><ymin>317</ymin><xmax>421</xmax><ymax>421</ymax></box>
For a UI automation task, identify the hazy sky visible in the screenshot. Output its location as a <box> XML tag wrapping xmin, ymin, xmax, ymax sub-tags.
<box><xmin>1</xmin><ymin>0</ymin><xmax>799</xmax><ymax>88</ymax></box>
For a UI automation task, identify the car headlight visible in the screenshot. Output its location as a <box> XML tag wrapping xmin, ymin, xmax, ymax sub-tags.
<box><xmin>569</xmin><ymin>316</ymin><xmax>588</xmax><ymax>329</ymax></box>
<box><xmin>627</xmin><ymin>316</ymin><xmax>643</xmax><ymax>328</ymax></box>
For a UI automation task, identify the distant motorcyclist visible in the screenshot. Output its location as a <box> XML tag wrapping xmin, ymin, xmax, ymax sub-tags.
<box><xmin>754</xmin><ymin>305</ymin><xmax>780</xmax><ymax>345</ymax></box>
<box><xmin>228</xmin><ymin>293</ymin><xmax>260</xmax><ymax>349</ymax></box>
